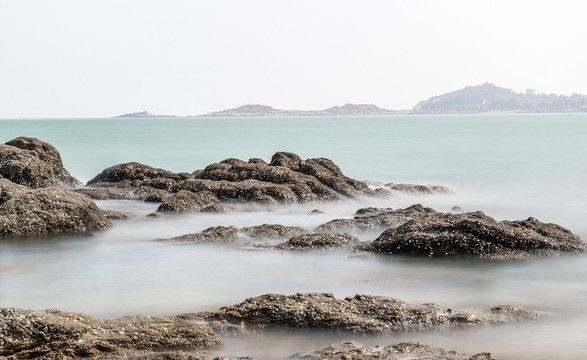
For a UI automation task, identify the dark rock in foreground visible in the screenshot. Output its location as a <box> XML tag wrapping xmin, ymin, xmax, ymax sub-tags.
<box><xmin>0</xmin><ymin>307</ymin><xmax>221</xmax><ymax>359</ymax></box>
<box><xmin>0</xmin><ymin>179</ymin><xmax>111</xmax><ymax>237</ymax></box>
<box><xmin>367</xmin><ymin>211</ymin><xmax>586</xmax><ymax>259</ymax></box>
<box><xmin>276</xmin><ymin>233</ymin><xmax>360</xmax><ymax>250</ymax></box>
<box><xmin>239</xmin><ymin>224</ymin><xmax>309</xmax><ymax>240</ymax></box>
<box><xmin>315</xmin><ymin>204</ymin><xmax>436</xmax><ymax>235</ymax></box>
<box><xmin>215</xmin><ymin>293</ymin><xmax>542</xmax><ymax>334</ymax></box>
<box><xmin>0</xmin><ymin>137</ymin><xmax>82</xmax><ymax>188</ymax></box>
<box><xmin>290</xmin><ymin>341</ymin><xmax>494</xmax><ymax>360</ymax></box>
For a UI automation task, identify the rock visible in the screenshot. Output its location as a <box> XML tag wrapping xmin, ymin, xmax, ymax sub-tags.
<box><xmin>74</xmin><ymin>187</ymin><xmax>137</xmax><ymax>200</ymax></box>
<box><xmin>0</xmin><ymin>179</ymin><xmax>111</xmax><ymax>237</ymax></box>
<box><xmin>200</xmin><ymin>204</ymin><xmax>232</xmax><ymax>213</ymax></box>
<box><xmin>0</xmin><ymin>137</ymin><xmax>82</xmax><ymax>188</ymax></box>
<box><xmin>0</xmin><ymin>307</ymin><xmax>221</xmax><ymax>359</ymax></box>
<box><xmin>366</xmin><ymin>211</ymin><xmax>586</xmax><ymax>259</ymax></box>
<box><xmin>385</xmin><ymin>183</ymin><xmax>454</xmax><ymax>195</ymax></box>
<box><xmin>289</xmin><ymin>341</ymin><xmax>495</xmax><ymax>360</ymax></box>
<box><xmin>146</xmin><ymin>212</ymin><xmax>162</xmax><ymax>219</ymax></box>
<box><xmin>276</xmin><ymin>233</ymin><xmax>360</xmax><ymax>250</ymax></box>
<box><xmin>309</xmin><ymin>209</ymin><xmax>325</xmax><ymax>215</ymax></box>
<box><xmin>239</xmin><ymin>224</ymin><xmax>309</xmax><ymax>240</ymax></box>
<box><xmin>101</xmin><ymin>209</ymin><xmax>132</xmax><ymax>221</ymax></box>
<box><xmin>315</xmin><ymin>204</ymin><xmax>436</xmax><ymax>235</ymax></box>
<box><xmin>87</xmin><ymin>162</ymin><xmax>190</xmax><ymax>189</ymax></box>
<box><xmin>161</xmin><ymin>226</ymin><xmax>240</xmax><ymax>244</ymax></box>
<box><xmin>174</xmin><ymin>179</ymin><xmax>300</xmax><ymax>204</ymax></box>
<box><xmin>157</xmin><ymin>190</ymin><xmax>219</xmax><ymax>213</ymax></box>
<box><xmin>451</xmin><ymin>206</ymin><xmax>463</xmax><ymax>212</ymax></box>
<box><xmin>214</xmin><ymin>293</ymin><xmax>542</xmax><ymax>334</ymax></box>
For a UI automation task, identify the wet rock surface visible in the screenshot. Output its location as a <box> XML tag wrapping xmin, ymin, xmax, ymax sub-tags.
<box><xmin>289</xmin><ymin>341</ymin><xmax>494</xmax><ymax>360</ymax></box>
<box><xmin>239</xmin><ymin>224</ymin><xmax>309</xmax><ymax>240</ymax></box>
<box><xmin>276</xmin><ymin>233</ymin><xmax>360</xmax><ymax>250</ymax></box>
<box><xmin>0</xmin><ymin>179</ymin><xmax>111</xmax><ymax>237</ymax></box>
<box><xmin>0</xmin><ymin>307</ymin><xmax>221</xmax><ymax>359</ymax></box>
<box><xmin>315</xmin><ymin>204</ymin><xmax>436</xmax><ymax>235</ymax></box>
<box><xmin>366</xmin><ymin>211</ymin><xmax>586</xmax><ymax>259</ymax></box>
<box><xmin>157</xmin><ymin>190</ymin><xmax>219</xmax><ymax>213</ymax></box>
<box><xmin>214</xmin><ymin>293</ymin><xmax>542</xmax><ymax>334</ymax></box>
<box><xmin>0</xmin><ymin>137</ymin><xmax>82</xmax><ymax>188</ymax></box>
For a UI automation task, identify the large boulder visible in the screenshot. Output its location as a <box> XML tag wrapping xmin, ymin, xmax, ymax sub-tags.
<box><xmin>0</xmin><ymin>137</ymin><xmax>82</xmax><ymax>188</ymax></box>
<box><xmin>87</xmin><ymin>162</ymin><xmax>190</xmax><ymax>189</ymax></box>
<box><xmin>276</xmin><ymin>233</ymin><xmax>360</xmax><ymax>250</ymax></box>
<box><xmin>366</xmin><ymin>211</ymin><xmax>586</xmax><ymax>259</ymax></box>
<box><xmin>289</xmin><ymin>341</ymin><xmax>494</xmax><ymax>360</ymax></box>
<box><xmin>214</xmin><ymin>293</ymin><xmax>542</xmax><ymax>334</ymax></box>
<box><xmin>0</xmin><ymin>179</ymin><xmax>110</xmax><ymax>237</ymax></box>
<box><xmin>315</xmin><ymin>204</ymin><xmax>436</xmax><ymax>235</ymax></box>
<box><xmin>0</xmin><ymin>307</ymin><xmax>221</xmax><ymax>359</ymax></box>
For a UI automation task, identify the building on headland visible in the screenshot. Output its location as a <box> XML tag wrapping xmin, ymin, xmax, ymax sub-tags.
<box><xmin>526</xmin><ymin>89</ymin><xmax>535</xmax><ymax>96</ymax></box>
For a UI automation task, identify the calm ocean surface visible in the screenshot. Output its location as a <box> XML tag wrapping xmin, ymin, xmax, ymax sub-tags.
<box><xmin>1</xmin><ymin>114</ymin><xmax>586</xmax><ymax>359</ymax></box>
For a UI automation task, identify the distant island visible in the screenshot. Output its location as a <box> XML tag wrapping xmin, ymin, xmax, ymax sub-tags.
<box><xmin>113</xmin><ymin>84</ymin><xmax>587</xmax><ymax>118</ymax></box>
<box><xmin>198</xmin><ymin>103</ymin><xmax>398</xmax><ymax>117</ymax></box>
<box><xmin>412</xmin><ymin>83</ymin><xmax>587</xmax><ymax>114</ymax></box>
<box><xmin>113</xmin><ymin>111</ymin><xmax>176</xmax><ymax>118</ymax></box>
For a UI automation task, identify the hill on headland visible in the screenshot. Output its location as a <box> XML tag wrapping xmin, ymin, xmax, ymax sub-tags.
<box><xmin>412</xmin><ymin>83</ymin><xmax>587</xmax><ymax>114</ymax></box>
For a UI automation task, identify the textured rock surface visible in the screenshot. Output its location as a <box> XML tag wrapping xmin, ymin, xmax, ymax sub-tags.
<box><xmin>157</xmin><ymin>190</ymin><xmax>219</xmax><ymax>213</ymax></box>
<box><xmin>215</xmin><ymin>293</ymin><xmax>542</xmax><ymax>334</ymax></box>
<box><xmin>367</xmin><ymin>211</ymin><xmax>586</xmax><ymax>259</ymax></box>
<box><xmin>315</xmin><ymin>204</ymin><xmax>436</xmax><ymax>235</ymax></box>
<box><xmin>87</xmin><ymin>162</ymin><xmax>190</xmax><ymax>188</ymax></box>
<box><xmin>276</xmin><ymin>233</ymin><xmax>360</xmax><ymax>250</ymax></box>
<box><xmin>239</xmin><ymin>224</ymin><xmax>309</xmax><ymax>240</ymax></box>
<box><xmin>0</xmin><ymin>137</ymin><xmax>82</xmax><ymax>188</ymax></box>
<box><xmin>161</xmin><ymin>226</ymin><xmax>240</xmax><ymax>244</ymax></box>
<box><xmin>0</xmin><ymin>307</ymin><xmax>221</xmax><ymax>359</ymax></box>
<box><xmin>0</xmin><ymin>179</ymin><xmax>111</xmax><ymax>237</ymax></box>
<box><xmin>289</xmin><ymin>341</ymin><xmax>494</xmax><ymax>360</ymax></box>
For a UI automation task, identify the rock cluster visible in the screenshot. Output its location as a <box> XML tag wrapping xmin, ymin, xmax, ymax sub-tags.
<box><xmin>0</xmin><ymin>137</ymin><xmax>82</xmax><ymax>188</ymax></box>
<box><xmin>289</xmin><ymin>341</ymin><xmax>494</xmax><ymax>360</ymax></box>
<box><xmin>0</xmin><ymin>179</ymin><xmax>110</xmax><ymax>237</ymax></box>
<box><xmin>85</xmin><ymin>152</ymin><xmax>382</xmax><ymax>205</ymax></box>
<box><xmin>315</xmin><ymin>204</ymin><xmax>436</xmax><ymax>235</ymax></box>
<box><xmin>385</xmin><ymin>183</ymin><xmax>454</xmax><ymax>195</ymax></box>
<box><xmin>366</xmin><ymin>211</ymin><xmax>586</xmax><ymax>259</ymax></box>
<box><xmin>214</xmin><ymin>293</ymin><xmax>542</xmax><ymax>334</ymax></box>
<box><xmin>0</xmin><ymin>307</ymin><xmax>221</xmax><ymax>359</ymax></box>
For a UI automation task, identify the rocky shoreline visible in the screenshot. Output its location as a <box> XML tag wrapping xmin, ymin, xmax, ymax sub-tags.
<box><xmin>1</xmin><ymin>136</ymin><xmax>586</xmax><ymax>359</ymax></box>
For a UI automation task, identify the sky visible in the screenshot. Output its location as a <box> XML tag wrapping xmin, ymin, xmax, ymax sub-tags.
<box><xmin>1</xmin><ymin>0</ymin><xmax>586</xmax><ymax>118</ymax></box>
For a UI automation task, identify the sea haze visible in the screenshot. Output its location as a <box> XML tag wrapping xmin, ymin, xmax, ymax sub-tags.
<box><xmin>1</xmin><ymin>114</ymin><xmax>586</xmax><ymax>359</ymax></box>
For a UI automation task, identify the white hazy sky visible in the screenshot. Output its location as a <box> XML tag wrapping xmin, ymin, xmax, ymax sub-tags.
<box><xmin>1</xmin><ymin>0</ymin><xmax>586</xmax><ymax>118</ymax></box>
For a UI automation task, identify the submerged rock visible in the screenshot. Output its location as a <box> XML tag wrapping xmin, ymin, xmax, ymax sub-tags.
<box><xmin>0</xmin><ymin>179</ymin><xmax>110</xmax><ymax>237</ymax></box>
<box><xmin>0</xmin><ymin>307</ymin><xmax>221</xmax><ymax>359</ymax></box>
<box><xmin>289</xmin><ymin>341</ymin><xmax>494</xmax><ymax>360</ymax></box>
<box><xmin>157</xmin><ymin>190</ymin><xmax>219</xmax><ymax>213</ymax></box>
<box><xmin>276</xmin><ymin>233</ymin><xmax>360</xmax><ymax>250</ymax></box>
<box><xmin>215</xmin><ymin>293</ymin><xmax>542</xmax><ymax>334</ymax></box>
<box><xmin>0</xmin><ymin>136</ymin><xmax>82</xmax><ymax>188</ymax></box>
<box><xmin>162</xmin><ymin>226</ymin><xmax>240</xmax><ymax>244</ymax></box>
<box><xmin>239</xmin><ymin>224</ymin><xmax>309</xmax><ymax>240</ymax></box>
<box><xmin>385</xmin><ymin>183</ymin><xmax>454</xmax><ymax>195</ymax></box>
<box><xmin>366</xmin><ymin>211</ymin><xmax>586</xmax><ymax>259</ymax></box>
<box><xmin>315</xmin><ymin>204</ymin><xmax>436</xmax><ymax>235</ymax></box>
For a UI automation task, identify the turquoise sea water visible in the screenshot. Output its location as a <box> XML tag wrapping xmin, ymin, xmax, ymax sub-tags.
<box><xmin>1</xmin><ymin>114</ymin><xmax>587</xmax><ymax>359</ymax></box>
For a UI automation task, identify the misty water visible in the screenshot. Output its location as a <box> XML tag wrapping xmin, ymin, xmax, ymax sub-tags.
<box><xmin>1</xmin><ymin>114</ymin><xmax>587</xmax><ymax>359</ymax></box>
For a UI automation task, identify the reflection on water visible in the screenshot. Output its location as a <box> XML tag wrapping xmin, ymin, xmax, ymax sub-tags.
<box><xmin>1</xmin><ymin>195</ymin><xmax>586</xmax><ymax>359</ymax></box>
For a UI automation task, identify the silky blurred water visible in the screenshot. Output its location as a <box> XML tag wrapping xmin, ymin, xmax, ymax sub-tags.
<box><xmin>1</xmin><ymin>114</ymin><xmax>587</xmax><ymax>359</ymax></box>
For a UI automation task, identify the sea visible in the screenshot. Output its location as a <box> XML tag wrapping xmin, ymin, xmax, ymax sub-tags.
<box><xmin>1</xmin><ymin>114</ymin><xmax>586</xmax><ymax>359</ymax></box>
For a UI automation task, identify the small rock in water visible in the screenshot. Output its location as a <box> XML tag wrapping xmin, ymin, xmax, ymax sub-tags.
<box><xmin>276</xmin><ymin>233</ymin><xmax>360</xmax><ymax>250</ymax></box>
